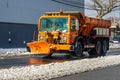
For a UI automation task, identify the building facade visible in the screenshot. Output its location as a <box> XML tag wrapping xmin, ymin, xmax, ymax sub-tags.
<box><xmin>0</xmin><ymin>0</ymin><xmax>84</xmax><ymax>48</ymax></box>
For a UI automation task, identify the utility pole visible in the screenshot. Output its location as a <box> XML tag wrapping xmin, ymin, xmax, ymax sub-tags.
<box><xmin>117</xmin><ymin>0</ymin><xmax>120</xmax><ymax>36</ymax></box>
<box><xmin>119</xmin><ymin>0</ymin><xmax>120</xmax><ymax>24</ymax></box>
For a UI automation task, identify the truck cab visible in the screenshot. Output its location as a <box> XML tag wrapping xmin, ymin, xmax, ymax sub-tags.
<box><xmin>27</xmin><ymin>10</ymin><xmax>81</xmax><ymax>55</ymax></box>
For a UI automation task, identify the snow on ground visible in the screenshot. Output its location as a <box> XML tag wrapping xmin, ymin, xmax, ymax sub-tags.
<box><xmin>0</xmin><ymin>55</ymin><xmax>120</xmax><ymax>80</ymax></box>
<box><xmin>0</xmin><ymin>43</ymin><xmax>119</xmax><ymax>58</ymax></box>
<box><xmin>109</xmin><ymin>43</ymin><xmax>120</xmax><ymax>49</ymax></box>
<box><xmin>0</xmin><ymin>48</ymin><xmax>29</xmax><ymax>58</ymax></box>
<box><xmin>0</xmin><ymin>43</ymin><xmax>119</xmax><ymax>79</ymax></box>
<box><xmin>0</xmin><ymin>48</ymin><xmax>27</xmax><ymax>54</ymax></box>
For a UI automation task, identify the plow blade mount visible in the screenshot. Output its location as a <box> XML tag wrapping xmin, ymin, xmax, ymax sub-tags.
<box><xmin>27</xmin><ymin>41</ymin><xmax>51</xmax><ymax>54</ymax></box>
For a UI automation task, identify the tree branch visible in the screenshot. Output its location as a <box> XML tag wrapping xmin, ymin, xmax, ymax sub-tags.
<box><xmin>90</xmin><ymin>0</ymin><xmax>120</xmax><ymax>18</ymax></box>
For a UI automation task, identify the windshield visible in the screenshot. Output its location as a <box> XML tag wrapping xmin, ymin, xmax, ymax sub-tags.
<box><xmin>40</xmin><ymin>18</ymin><xmax>68</xmax><ymax>32</ymax></box>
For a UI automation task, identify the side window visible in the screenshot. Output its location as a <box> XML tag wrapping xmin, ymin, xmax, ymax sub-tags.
<box><xmin>71</xmin><ymin>18</ymin><xmax>79</xmax><ymax>31</ymax></box>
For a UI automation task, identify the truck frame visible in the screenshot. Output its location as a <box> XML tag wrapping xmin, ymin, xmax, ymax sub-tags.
<box><xmin>27</xmin><ymin>9</ymin><xmax>111</xmax><ymax>57</ymax></box>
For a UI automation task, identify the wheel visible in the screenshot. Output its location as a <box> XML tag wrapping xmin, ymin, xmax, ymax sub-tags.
<box><xmin>101</xmin><ymin>40</ymin><xmax>107</xmax><ymax>56</ymax></box>
<box><xmin>95</xmin><ymin>40</ymin><xmax>102</xmax><ymax>56</ymax></box>
<box><xmin>88</xmin><ymin>40</ymin><xmax>102</xmax><ymax>57</ymax></box>
<box><xmin>74</xmin><ymin>42</ymin><xmax>83</xmax><ymax>58</ymax></box>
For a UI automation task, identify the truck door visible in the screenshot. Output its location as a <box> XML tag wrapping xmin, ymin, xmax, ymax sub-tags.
<box><xmin>70</xmin><ymin>17</ymin><xmax>79</xmax><ymax>43</ymax></box>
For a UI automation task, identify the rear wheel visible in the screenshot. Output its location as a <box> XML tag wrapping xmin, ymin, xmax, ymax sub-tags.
<box><xmin>95</xmin><ymin>41</ymin><xmax>102</xmax><ymax>56</ymax></box>
<box><xmin>88</xmin><ymin>40</ymin><xmax>102</xmax><ymax>57</ymax></box>
<box><xmin>101</xmin><ymin>40</ymin><xmax>107</xmax><ymax>56</ymax></box>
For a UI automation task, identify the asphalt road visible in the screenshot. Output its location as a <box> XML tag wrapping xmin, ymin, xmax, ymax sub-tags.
<box><xmin>0</xmin><ymin>49</ymin><xmax>120</xmax><ymax>69</ymax></box>
<box><xmin>51</xmin><ymin>49</ymin><xmax>120</xmax><ymax>80</ymax></box>
<box><xmin>0</xmin><ymin>53</ymin><xmax>78</xmax><ymax>69</ymax></box>
<box><xmin>51</xmin><ymin>65</ymin><xmax>120</xmax><ymax>80</ymax></box>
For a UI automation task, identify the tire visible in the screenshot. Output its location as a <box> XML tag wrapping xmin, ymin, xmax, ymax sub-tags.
<box><xmin>95</xmin><ymin>41</ymin><xmax>102</xmax><ymax>56</ymax></box>
<box><xmin>74</xmin><ymin>42</ymin><xmax>83</xmax><ymax>58</ymax></box>
<box><xmin>88</xmin><ymin>40</ymin><xmax>102</xmax><ymax>57</ymax></box>
<box><xmin>101</xmin><ymin>40</ymin><xmax>107</xmax><ymax>56</ymax></box>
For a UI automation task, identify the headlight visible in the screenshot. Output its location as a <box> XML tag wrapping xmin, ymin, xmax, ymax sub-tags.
<box><xmin>40</xmin><ymin>36</ymin><xmax>44</xmax><ymax>40</ymax></box>
<box><xmin>63</xmin><ymin>36</ymin><xmax>67</xmax><ymax>42</ymax></box>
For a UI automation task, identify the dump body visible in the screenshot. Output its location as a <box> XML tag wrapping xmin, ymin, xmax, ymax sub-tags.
<box><xmin>27</xmin><ymin>9</ymin><xmax>111</xmax><ymax>57</ymax></box>
<box><xmin>80</xmin><ymin>16</ymin><xmax>111</xmax><ymax>36</ymax></box>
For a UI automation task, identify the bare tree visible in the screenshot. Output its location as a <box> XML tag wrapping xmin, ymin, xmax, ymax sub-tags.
<box><xmin>90</xmin><ymin>0</ymin><xmax>120</xmax><ymax>18</ymax></box>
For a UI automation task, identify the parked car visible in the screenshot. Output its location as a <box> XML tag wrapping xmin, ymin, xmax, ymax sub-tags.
<box><xmin>112</xmin><ymin>36</ymin><xmax>120</xmax><ymax>43</ymax></box>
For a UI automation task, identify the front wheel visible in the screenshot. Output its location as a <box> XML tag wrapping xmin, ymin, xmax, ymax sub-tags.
<box><xmin>74</xmin><ymin>42</ymin><xmax>83</xmax><ymax>58</ymax></box>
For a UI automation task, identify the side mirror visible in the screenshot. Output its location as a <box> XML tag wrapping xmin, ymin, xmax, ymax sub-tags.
<box><xmin>71</xmin><ymin>25</ymin><xmax>76</xmax><ymax>31</ymax></box>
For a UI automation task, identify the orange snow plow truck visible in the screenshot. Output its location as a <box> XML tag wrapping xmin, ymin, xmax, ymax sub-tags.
<box><xmin>27</xmin><ymin>9</ymin><xmax>111</xmax><ymax>57</ymax></box>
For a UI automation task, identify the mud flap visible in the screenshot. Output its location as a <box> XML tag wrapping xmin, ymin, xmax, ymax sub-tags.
<box><xmin>27</xmin><ymin>41</ymin><xmax>51</xmax><ymax>54</ymax></box>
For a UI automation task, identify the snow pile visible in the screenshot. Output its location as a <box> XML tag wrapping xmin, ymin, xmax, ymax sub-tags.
<box><xmin>0</xmin><ymin>48</ymin><xmax>29</xmax><ymax>58</ymax></box>
<box><xmin>109</xmin><ymin>43</ymin><xmax>120</xmax><ymax>49</ymax></box>
<box><xmin>0</xmin><ymin>55</ymin><xmax>120</xmax><ymax>80</ymax></box>
<box><xmin>0</xmin><ymin>48</ymin><xmax>27</xmax><ymax>53</ymax></box>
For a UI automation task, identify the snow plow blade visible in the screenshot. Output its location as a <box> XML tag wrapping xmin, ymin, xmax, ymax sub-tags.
<box><xmin>27</xmin><ymin>41</ymin><xmax>50</xmax><ymax>54</ymax></box>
